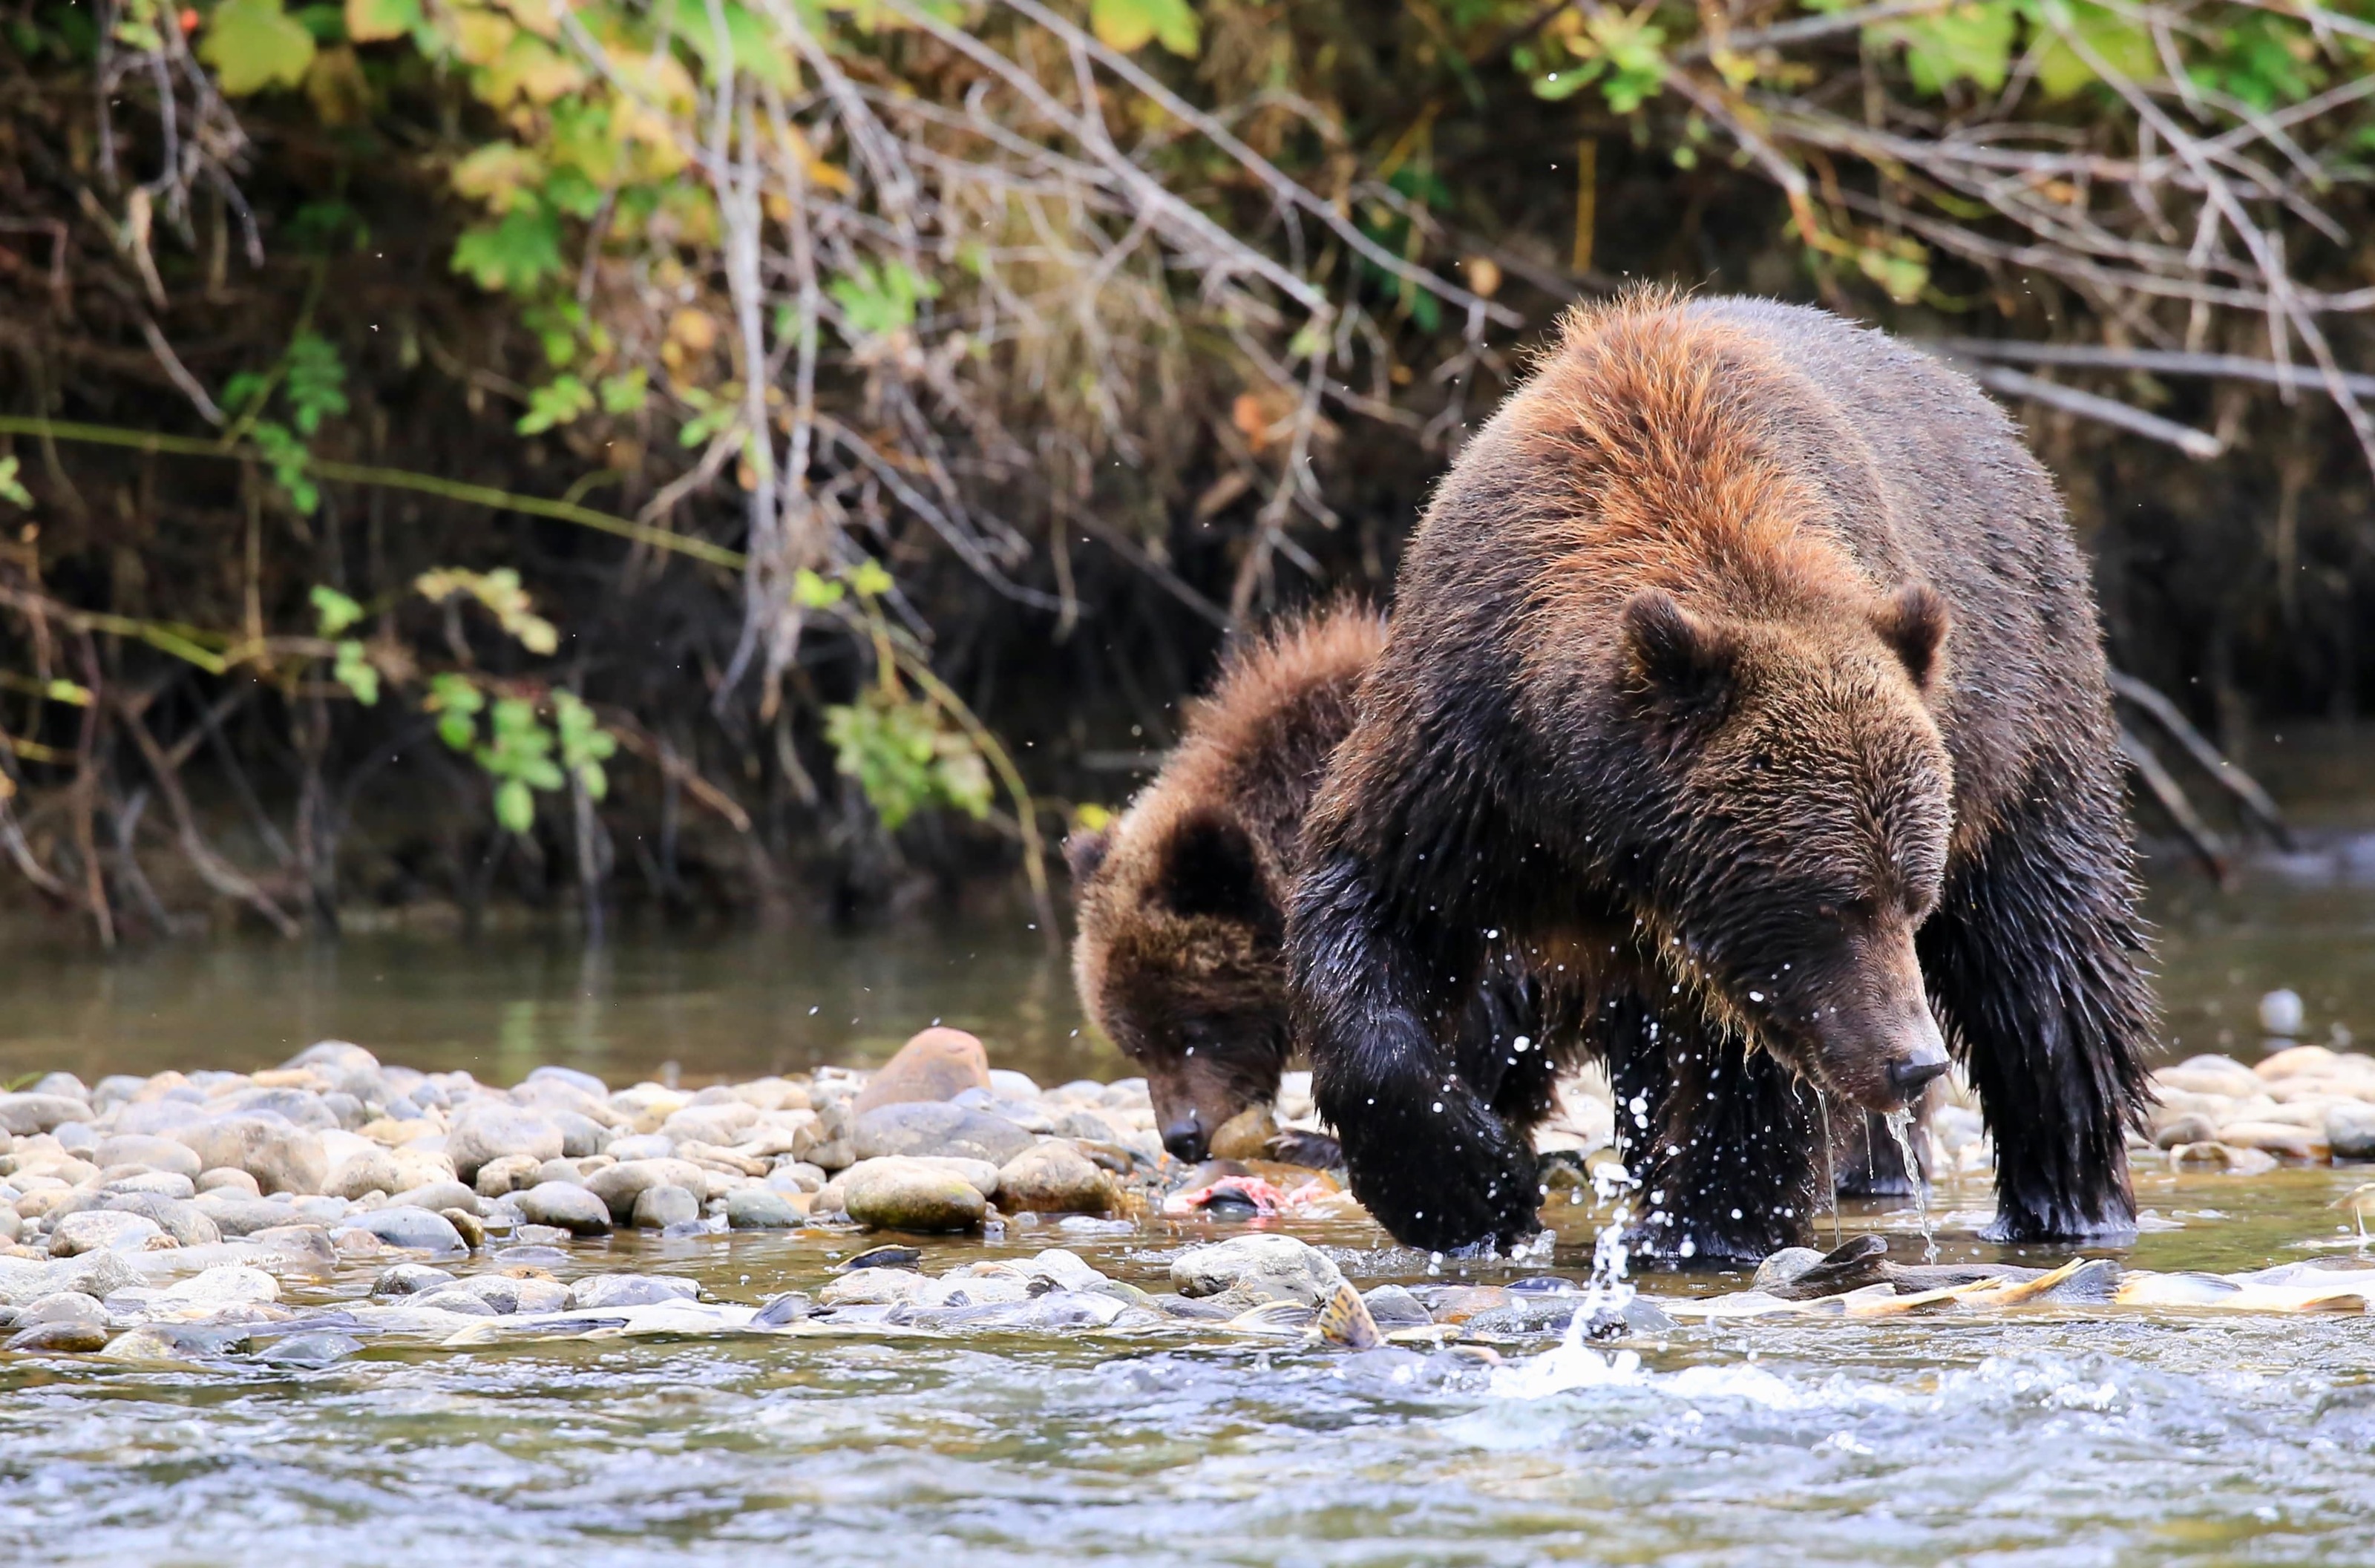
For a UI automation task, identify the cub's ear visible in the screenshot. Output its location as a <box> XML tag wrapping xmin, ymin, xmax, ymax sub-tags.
<box><xmin>1064</xmin><ymin>825</ymin><xmax>1114</xmax><ymax>885</ymax></box>
<box><xmin>1620</xmin><ymin>589</ymin><xmax>1739</xmax><ymax>718</ymax></box>
<box><xmin>1874</xmin><ymin>582</ymin><xmax>1950</xmax><ymax>693</ymax></box>
<box><xmin>1153</xmin><ymin>807</ymin><xmax>1273</xmax><ymax>928</ymax></box>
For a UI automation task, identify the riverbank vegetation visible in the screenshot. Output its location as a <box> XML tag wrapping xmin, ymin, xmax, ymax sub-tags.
<box><xmin>2</xmin><ymin>0</ymin><xmax>2371</xmax><ymax>939</ymax></box>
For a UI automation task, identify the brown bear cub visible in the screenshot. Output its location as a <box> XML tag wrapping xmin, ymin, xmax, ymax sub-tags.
<box><xmin>1067</xmin><ymin>606</ymin><xmax>1389</xmax><ymax>1163</ymax></box>
<box><xmin>1290</xmin><ymin>293</ymin><xmax>2154</xmax><ymax>1262</ymax></box>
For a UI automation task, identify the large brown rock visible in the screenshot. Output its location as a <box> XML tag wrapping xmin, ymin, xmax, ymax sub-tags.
<box><xmin>852</xmin><ymin>1029</ymin><xmax>992</xmax><ymax>1116</ymax></box>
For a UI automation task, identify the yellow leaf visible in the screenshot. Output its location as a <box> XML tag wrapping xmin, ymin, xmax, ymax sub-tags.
<box><xmin>451</xmin><ymin>141</ymin><xmax>547</xmax><ymax>211</ymax></box>
<box><xmin>199</xmin><ymin>0</ymin><xmax>316</xmax><ymax>94</ymax></box>
<box><xmin>480</xmin><ymin>30</ymin><xmax>586</xmax><ymax>104</ymax></box>
<box><xmin>491</xmin><ymin>0</ymin><xmax>560</xmax><ymax>39</ymax></box>
<box><xmin>447</xmin><ymin>4</ymin><xmax>516</xmax><ymax>68</ymax></box>
<box><xmin>669</xmin><ymin>307</ymin><xmax>719</xmax><ymax>353</ymax></box>
<box><xmin>344</xmin><ymin>0</ymin><xmax>420</xmax><ymax>44</ymax></box>
<box><xmin>304</xmin><ymin>43</ymin><xmax>370</xmax><ymax>124</ymax></box>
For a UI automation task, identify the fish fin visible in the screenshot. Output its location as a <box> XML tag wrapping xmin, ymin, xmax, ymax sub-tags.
<box><xmin>1315</xmin><ymin>1281</ymin><xmax>1382</xmax><ymax>1350</ymax></box>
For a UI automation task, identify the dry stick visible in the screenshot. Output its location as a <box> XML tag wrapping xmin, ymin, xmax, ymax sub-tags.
<box><xmin>68</xmin><ymin>642</ymin><xmax>114</xmax><ymax>950</ymax></box>
<box><xmin>877</xmin><ymin>0</ymin><xmax>1332</xmax><ymax>318</ymax></box>
<box><xmin>600</xmin><ymin>718</ymin><xmax>753</xmax><ymax>834</ymax></box>
<box><xmin>113</xmin><ymin>694</ymin><xmax>301</xmax><ymax>938</ymax></box>
<box><xmin>2051</xmin><ymin>21</ymin><xmax>2375</xmax><ymax>473</ymax></box>
<box><xmin>0</xmin><ymin>790</ymin><xmax>74</xmax><ymax>902</ymax></box>
<box><xmin>0</xmin><ymin>416</ymin><xmax>746</xmax><ymax>570</ymax></box>
<box><xmin>1674</xmin><ymin>0</ymin><xmax>1955</xmax><ymax>59</ymax></box>
<box><xmin>2118</xmin><ymin>726</ymin><xmax>2231</xmax><ymax>884</ymax></box>
<box><xmin>993</xmin><ymin>0</ymin><xmax>1522</xmax><ymax>331</ymax></box>
<box><xmin>1958</xmin><ymin>361</ymin><xmax>2226</xmax><ymax>457</ymax></box>
<box><xmin>2106</xmin><ymin>669</ymin><xmax>2293</xmax><ymax>847</ymax></box>
<box><xmin>1933</xmin><ymin>338</ymin><xmax>2375</xmax><ymax>401</ymax></box>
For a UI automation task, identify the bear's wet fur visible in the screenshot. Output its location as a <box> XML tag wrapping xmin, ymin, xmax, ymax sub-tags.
<box><xmin>1289</xmin><ymin>292</ymin><xmax>2153</xmax><ymax>1262</ymax></box>
<box><xmin>1067</xmin><ymin>604</ymin><xmax>1387</xmax><ymax>1161</ymax></box>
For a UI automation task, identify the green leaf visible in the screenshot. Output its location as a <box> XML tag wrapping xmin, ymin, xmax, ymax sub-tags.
<box><xmin>517</xmin><ymin>374</ymin><xmax>595</xmax><ymax>434</ymax></box>
<box><xmin>222</xmin><ymin>370</ymin><xmax>272</xmax><ymax>414</ymax></box>
<box><xmin>283</xmin><ymin>331</ymin><xmax>348</xmax><ymax>436</ymax></box>
<box><xmin>201</xmin><ymin>0</ymin><xmax>318</xmax><ymax>94</ymax></box>
<box><xmin>0</xmin><ymin>456</ymin><xmax>29</xmax><ymax>508</ymax></box>
<box><xmin>343</xmin><ymin>0</ymin><xmax>421</xmax><ymax>44</ymax></box>
<box><xmin>828</xmin><ymin>259</ymin><xmax>941</xmax><ymax>340</ymax></box>
<box><xmin>438</xmin><ymin>709</ymin><xmax>478</xmax><ymax>750</ymax></box>
<box><xmin>451</xmin><ymin>207</ymin><xmax>564</xmax><ymax>294</ymax></box>
<box><xmin>494</xmin><ymin>777</ymin><xmax>536</xmax><ymax>833</ymax></box>
<box><xmin>332</xmin><ymin>640</ymin><xmax>380</xmax><ymax>704</ymax></box>
<box><xmin>1880</xmin><ymin>1</ymin><xmax>2017</xmax><ymax>95</ymax></box>
<box><xmin>792</xmin><ymin>568</ymin><xmax>845</xmax><ymax>609</ymax></box>
<box><xmin>310</xmin><ymin>583</ymin><xmax>364</xmax><ymax>636</ymax></box>
<box><xmin>681</xmin><ymin>0</ymin><xmax>798</xmax><ymax>88</ymax></box>
<box><xmin>848</xmin><ymin>558</ymin><xmax>894</xmax><ymax>598</ymax></box>
<box><xmin>1089</xmin><ymin>0</ymin><xmax>1197</xmax><ymax>56</ymax></box>
<box><xmin>597</xmin><ymin>369</ymin><xmax>649</xmax><ymax>416</ymax></box>
<box><xmin>2032</xmin><ymin>0</ymin><xmax>2158</xmax><ymax>98</ymax></box>
<box><xmin>250</xmin><ymin>420</ymin><xmax>319</xmax><ymax>514</ymax></box>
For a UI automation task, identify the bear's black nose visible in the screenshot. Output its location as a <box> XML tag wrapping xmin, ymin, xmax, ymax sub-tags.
<box><xmin>1162</xmin><ymin>1117</ymin><xmax>1209</xmax><ymax>1161</ymax></box>
<box><xmin>1887</xmin><ymin>1056</ymin><xmax>1953</xmax><ymax>1100</ymax></box>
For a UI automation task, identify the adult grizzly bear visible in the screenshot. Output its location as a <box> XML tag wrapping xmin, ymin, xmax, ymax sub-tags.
<box><xmin>1288</xmin><ymin>294</ymin><xmax>2152</xmax><ymax>1262</ymax></box>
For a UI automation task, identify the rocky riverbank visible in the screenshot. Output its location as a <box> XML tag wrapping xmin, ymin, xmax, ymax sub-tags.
<box><xmin>3</xmin><ymin>1027</ymin><xmax>2373</xmax><ymax>1359</ymax></box>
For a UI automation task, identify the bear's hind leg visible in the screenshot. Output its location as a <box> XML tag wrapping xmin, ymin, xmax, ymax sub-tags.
<box><xmin>1613</xmin><ymin>1006</ymin><xmax>1823</xmax><ymax>1267</ymax></box>
<box><xmin>1918</xmin><ymin>789</ymin><xmax>2152</xmax><ymax>1242</ymax></box>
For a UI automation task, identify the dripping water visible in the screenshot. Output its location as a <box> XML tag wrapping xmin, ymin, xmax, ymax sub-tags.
<box><xmin>1884</xmin><ymin>1109</ymin><xmax>1937</xmax><ymax>1264</ymax></box>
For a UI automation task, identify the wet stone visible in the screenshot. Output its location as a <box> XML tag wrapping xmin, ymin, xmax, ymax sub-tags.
<box><xmin>996</xmin><ymin>1142</ymin><xmax>1115</xmax><ymax>1216</ymax></box>
<box><xmin>9</xmin><ymin>1320</ymin><xmax>109</xmax><ymax>1353</ymax></box>
<box><xmin>92</xmin><ymin>1135</ymin><xmax>202</xmax><ymax>1178</ymax></box>
<box><xmin>513</xmin><ymin>1182</ymin><xmax>613</xmax><ymax>1236</ymax></box>
<box><xmin>49</xmin><ymin>1210</ymin><xmax>167</xmax><ymax>1257</ymax></box>
<box><xmin>0</xmin><ymin>1095</ymin><xmax>96</xmax><ymax>1137</ymax></box>
<box><xmin>2329</xmin><ymin>1103</ymin><xmax>2375</xmax><ymax>1161</ymax></box>
<box><xmin>446</xmin><ymin>1105</ymin><xmax>566</xmax><ymax>1184</ymax></box>
<box><xmin>255</xmin><ymin>1331</ymin><xmax>363</xmax><ymax>1368</ymax></box>
<box><xmin>100</xmin><ymin>1194</ymin><xmax>220</xmax><ymax>1247</ymax></box>
<box><xmin>568</xmin><ymin>1274</ymin><xmax>698</xmax><ymax>1310</ymax></box>
<box><xmin>475</xmin><ymin>1155</ymin><xmax>545</xmax><ymax>1198</ymax></box>
<box><xmin>853</xmin><ymin>1028</ymin><xmax>992</xmax><ymax>1116</ymax></box>
<box><xmin>1170</xmin><ymin>1234</ymin><xmax>1344</xmax><ymax>1309</ymax></box>
<box><xmin>1360</xmin><ymin>1285</ymin><xmax>1432</xmax><ymax>1328</ymax></box>
<box><xmin>176</xmin><ymin>1118</ymin><xmax>329</xmax><ymax>1197</ymax></box>
<box><xmin>851</xmin><ymin>1102</ymin><xmax>1034</xmax><ymax>1167</ymax></box>
<box><xmin>344</xmin><ymin>1207</ymin><xmax>468</xmax><ymax>1256</ymax></box>
<box><xmin>632</xmin><ymin>1184</ymin><xmax>701</xmax><ymax>1230</ymax></box>
<box><xmin>19</xmin><ymin>1291</ymin><xmax>108</xmax><ymax>1329</ymax></box>
<box><xmin>725</xmin><ymin>1188</ymin><xmax>805</xmax><ymax>1230</ymax></box>
<box><xmin>842</xmin><ymin>1162</ymin><xmax>986</xmax><ymax>1233</ymax></box>
<box><xmin>372</xmin><ymin>1264</ymin><xmax>457</xmax><ymax>1298</ymax></box>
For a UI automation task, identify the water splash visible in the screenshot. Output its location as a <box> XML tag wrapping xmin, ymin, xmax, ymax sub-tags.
<box><xmin>1885</xmin><ymin>1109</ymin><xmax>1937</xmax><ymax>1264</ymax></box>
<box><xmin>1498</xmin><ymin>1155</ymin><xmax>1639</xmax><ymax>1394</ymax></box>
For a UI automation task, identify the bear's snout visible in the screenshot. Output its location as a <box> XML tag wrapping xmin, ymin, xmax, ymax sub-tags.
<box><xmin>1886</xmin><ymin>1020</ymin><xmax>1953</xmax><ymax>1105</ymax></box>
<box><xmin>1160</xmin><ymin>1113</ymin><xmax>1211</xmax><ymax>1161</ymax></box>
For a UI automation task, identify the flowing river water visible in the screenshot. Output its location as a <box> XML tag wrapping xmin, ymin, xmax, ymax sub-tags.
<box><xmin>3</xmin><ymin>833</ymin><xmax>2374</xmax><ymax>1565</ymax></box>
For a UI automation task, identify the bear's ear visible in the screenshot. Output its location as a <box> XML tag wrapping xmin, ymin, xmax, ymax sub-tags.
<box><xmin>1152</xmin><ymin>807</ymin><xmax>1272</xmax><ymax>928</ymax></box>
<box><xmin>1064</xmin><ymin>824</ymin><xmax>1115</xmax><ymax>885</ymax></box>
<box><xmin>1874</xmin><ymin>582</ymin><xmax>1950</xmax><ymax>693</ymax></box>
<box><xmin>1621</xmin><ymin>589</ymin><xmax>1740</xmax><ymax>719</ymax></box>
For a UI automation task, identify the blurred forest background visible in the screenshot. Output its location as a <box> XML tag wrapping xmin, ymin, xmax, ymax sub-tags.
<box><xmin>1</xmin><ymin>0</ymin><xmax>2371</xmax><ymax>943</ymax></box>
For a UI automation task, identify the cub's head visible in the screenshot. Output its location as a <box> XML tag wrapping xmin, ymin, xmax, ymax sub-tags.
<box><xmin>1067</xmin><ymin>804</ymin><xmax>1292</xmax><ymax>1161</ymax></box>
<box><xmin>1614</xmin><ymin>580</ymin><xmax>1956</xmax><ymax>1115</ymax></box>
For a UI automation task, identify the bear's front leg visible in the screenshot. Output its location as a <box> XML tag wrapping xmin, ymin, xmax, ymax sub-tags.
<box><xmin>1612</xmin><ymin>1007</ymin><xmax>1824</xmax><ymax>1267</ymax></box>
<box><xmin>1294</xmin><ymin>853</ymin><xmax>1543</xmax><ymax>1254</ymax></box>
<box><xmin>1917</xmin><ymin>781</ymin><xmax>2152</xmax><ymax>1243</ymax></box>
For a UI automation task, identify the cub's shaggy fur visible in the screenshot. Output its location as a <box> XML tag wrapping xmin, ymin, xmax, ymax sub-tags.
<box><xmin>1067</xmin><ymin>606</ymin><xmax>1386</xmax><ymax>1159</ymax></box>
